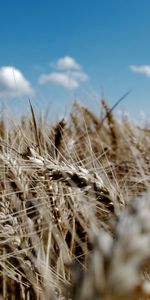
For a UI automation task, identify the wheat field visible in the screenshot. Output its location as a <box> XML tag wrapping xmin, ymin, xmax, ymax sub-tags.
<box><xmin>0</xmin><ymin>100</ymin><xmax>150</xmax><ymax>299</ymax></box>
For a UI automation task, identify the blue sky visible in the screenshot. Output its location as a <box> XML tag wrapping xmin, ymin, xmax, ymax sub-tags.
<box><xmin>0</xmin><ymin>0</ymin><xmax>150</xmax><ymax>120</ymax></box>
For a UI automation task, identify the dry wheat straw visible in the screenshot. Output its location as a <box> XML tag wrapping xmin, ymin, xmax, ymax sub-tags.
<box><xmin>0</xmin><ymin>100</ymin><xmax>149</xmax><ymax>299</ymax></box>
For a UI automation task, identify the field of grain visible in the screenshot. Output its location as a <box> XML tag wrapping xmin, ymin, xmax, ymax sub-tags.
<box><xmin>0</xmin><ymin>100</ymin><xmax>150</xmax><ymax>300</ymax></box>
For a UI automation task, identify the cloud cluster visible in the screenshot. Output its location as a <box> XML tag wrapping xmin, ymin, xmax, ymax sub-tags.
<box><xmin>0</xmin><ymin>66</ymin><xmax>34</xmax><ymax>97</ymax></box>
<box><xmin>2</xmin><ymin>61</ymin><xmax>150</xmax><ymax>101</ymax></box>
<box><xmin>39</xmin><ymin>56</ymin><xmax>88</xmax><ymax>90</ymax></box>
<box><xmin>130</xmin><ymin>65</ymin><xmax>150</xmax><ymax>77</ymax></box>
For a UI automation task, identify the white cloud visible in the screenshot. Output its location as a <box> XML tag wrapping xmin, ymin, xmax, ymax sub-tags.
<box><xmin>39</xmin><ymin>72</ymin><xmax>79</xmax><ymax>89</ymax></box>
<box><xmin>0</xmin><ymin>66</ymin><xmax>34</xmax><ymax>97</ymax></box>
<box><xmin>56</xmin><ymin>56</ymin><xmax>81</xmax><ymax>70</ymax></box>
<box><xmin>69</xmin><ymin>71</ymin><xmax>88</xmax><ymax>81</ymax></box>
<box><xmin>130</xmin><ymin>65</ymin><xmax>150</xmax><ymax>77</ymax></box>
